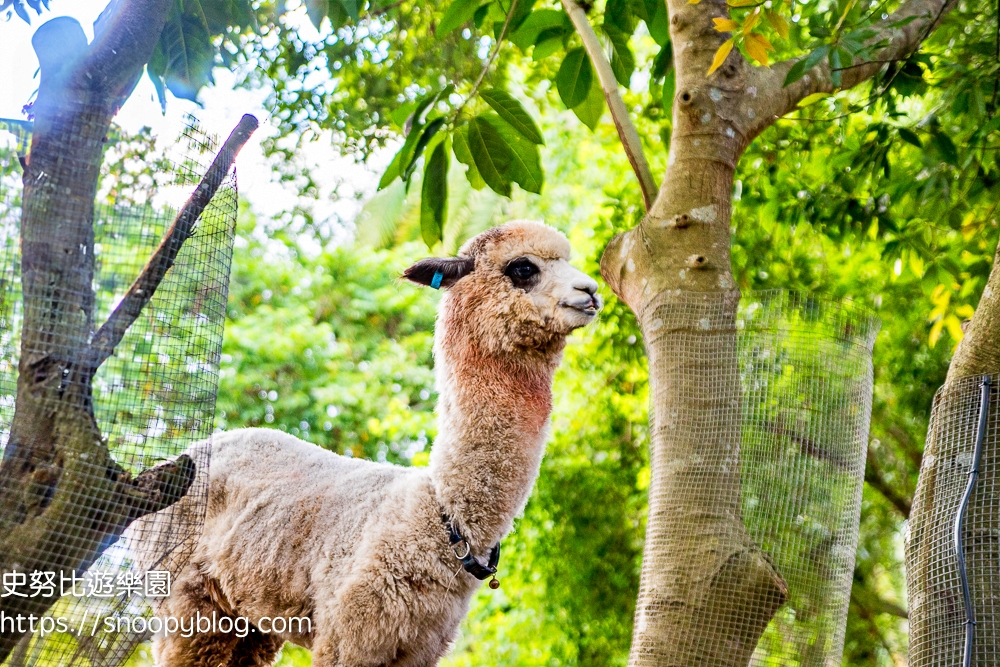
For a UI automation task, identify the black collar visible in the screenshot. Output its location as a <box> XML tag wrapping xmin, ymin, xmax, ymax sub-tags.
<box><xmin>441</xmin><ymin>514</ymin><xmax>501</xmax><ymax>586</ymax></box>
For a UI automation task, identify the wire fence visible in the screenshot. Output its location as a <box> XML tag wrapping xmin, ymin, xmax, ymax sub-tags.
<box><xmin>0</xmin><ymin>116</ymin><xmax>239</xmax><ymax>667</ymax></box>
<box><xmin>631</xmin><ymin>290</ymin><xmax>878</xmax><ymax>667</ymax></box>
<box><xmin>908</xmin><ymin>372</ymin><xmax>1000</xmax><ymax>667</ymax></box>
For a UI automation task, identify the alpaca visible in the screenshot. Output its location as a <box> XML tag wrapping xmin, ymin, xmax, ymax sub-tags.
<box><xmin>147</xmin><ymin>220</ymin><xmax>601</xmax><ymax>667</ymax></box>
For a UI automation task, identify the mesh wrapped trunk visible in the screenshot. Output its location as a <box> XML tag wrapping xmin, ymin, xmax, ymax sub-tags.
<box><xmin>907</xmin><ymin>373</ymin><xmax>1000</xmax><ymax>667</ymax></box>
<box><xmin>630</xmin><ymin>290</ymin><xmax>878</xmax><ymax>667</ymax></box>
<box><xmin>0</xmin><ymin>121</ymin><xmax>237</xmax><ymax>667</ymax></box>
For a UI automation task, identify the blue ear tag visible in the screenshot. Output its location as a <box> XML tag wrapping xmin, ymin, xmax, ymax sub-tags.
<box><xmin>430</xmin><ymin>270</ymin><xmax>444</xmax><ymax>290</ymax></box>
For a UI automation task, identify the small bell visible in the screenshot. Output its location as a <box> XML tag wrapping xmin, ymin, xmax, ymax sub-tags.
<box><xmin>489</xmin><ymin>577</ymin><xmax>500</xmax><ymax>590</ymax></box>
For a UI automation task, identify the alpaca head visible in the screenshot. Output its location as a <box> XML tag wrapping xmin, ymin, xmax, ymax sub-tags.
<box><xmin>404</xmin><ymin>221</ymin><xmax>601</xmax><ymax>357</ymax></box>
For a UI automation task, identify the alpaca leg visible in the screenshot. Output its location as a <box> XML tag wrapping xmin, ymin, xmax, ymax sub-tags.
<box><xmin>334</xmin><ymin>579</ymin><xmax>404</xmax><ymax>667</ymax></box>
<box><xmin>383</xmin><ymin>635</ymin><xmax>450</xmax><ymax>667</ymax></box>
<box><xmin>309</xmin><ymin>636</ymin><xmax>341</xmax><ymax>667</ymax></box>
<box><xmin>228</xmin><ymin>633</ymin><xmax>282</xmax><ymax>667</ymax></box>
<box><xmin>151</xmin><ymin>564</ymin><xmax>238</xmax><ymax>667</ymax></box>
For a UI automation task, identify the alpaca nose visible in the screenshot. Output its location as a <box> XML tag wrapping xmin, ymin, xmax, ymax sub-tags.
<box><xmin>574</xmin><ymin>277</ymin><xmax>598</xmax><ymax>297</ymax></box>
<box><xmin>573</xmin><ymin>277</ymin><xmax>601</xmax><ymax>310</ymax></box>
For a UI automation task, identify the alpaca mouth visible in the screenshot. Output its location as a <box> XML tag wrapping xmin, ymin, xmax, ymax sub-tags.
<box><xmin>561</xmin><ymin>298</ymin><xmax>601</xmax><ymax>318</ymax></box>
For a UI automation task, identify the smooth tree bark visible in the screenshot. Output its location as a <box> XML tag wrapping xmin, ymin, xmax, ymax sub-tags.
<box><xmin>0</xmin><ymin>3</ymin><xmax>256</xmax><ymax>659</ymax></box>
<box><xmin>550</xmin><ymin>0</ymin><xmax>965</xmax><ymax>662</ymax></box>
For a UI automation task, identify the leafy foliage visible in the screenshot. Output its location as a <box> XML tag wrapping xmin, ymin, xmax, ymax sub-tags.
<box><xmin>217</xmin><ymin>211</ymin><xmax>438</xmax><ymax>462</ymax></box>
<box><xmin>5</xmin><ymin>0</ymin><xmax>1000</xmax><ymax>660</ymax></box>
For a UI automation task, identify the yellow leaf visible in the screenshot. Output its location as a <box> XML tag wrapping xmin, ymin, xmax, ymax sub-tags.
<box><xmin>707</xmin><ymin>38</ymin><xmax>734</xmax><ymax>75</ymax></box>
<box><xmin>744</xmin><ymin>32</ymin><xmax>771</xmax><ymax>66</ymax></box>
<box><xmin>713</xmin><ymin>17</ymin><xmax>740</xmax><ymax>32</ymax></box>
<box><xmin>766</xmin><ymin>9</ymin><xmax>789</xmax><ymax>38</ymax></box>
<box><xmin>689</xmin><ymin>0</ymin><xmax>702</xmax><ymax>5</ymax></box>
<box><xmin>929</xmin><ymin>318</ymin><xmax>944</xmax><ymax>348</ymax></box>
<box><xmin>742</xmin><ymin>8</ymin><xmax>761</xmax><ymax>34</ymax></box>
<box><xmin>945</xmin><ymin>314</ymin><xmax>965</xmax><ymax>343</ymax></box>
<box><xmin>796</xmin><ymin>92</ymin><xmax>828</xmax><ymax>107</ymax></box>
<box><xmin>728</xmin><ymin>0</ymin><xmax>757</xmax><ymax>6</ymax></box>
<box><xmin>956</xmin><ymin>304</ymin><xmax>976</xmax><ymax>319</ymax></box>
<box><xmin>961</xmin><ymin>211</ymin><xmax>978</xmax><ymax>239</ymax></box>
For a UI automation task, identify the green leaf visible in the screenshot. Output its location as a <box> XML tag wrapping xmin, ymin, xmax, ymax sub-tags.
<box><xmin>327</xmin><ymin>0</ymin><xmax>348</xmax><ymax>29</ymax></box>
<box><xmin>339</xmin><ymin>0</ymin><xmax>359</xmax><ymax>20</ymax></box>
<box><xmin>829</xmin><ymin>48</ymin><xmax>842</xmax><ymax>88</ymax></box>
<box><xmin>438</xmin><ymin>0</ymin><xmax>483</xmax><ymax>35</ymax></box>
<box><xmin>797</xmin><ymin>92</ymin><xmax>829</xmax><ymax>107</ymax></box>
<box><xmin>355</xmin><ymin>178</ymin><xmax>407</xmax><ymax>247</ymax></box>
<box><xmin>480</xmin><ymin>89</ymin><xmax>544</xmax><ymax>144</ymax></box>
<box><xmin>532</xmin><ymin>30</ymin><xmax>565</xmax><ymax>59</ymax></box>
<box><xmin>630</xmin><ymin>0</ymin><xmax>649</xmax><ymax>22</ymax></box>
<box><xmin>390</xmin><ymin>101</ymin><xmax>419</xmax><ymax>129</ymax></box>
<box><xmin>155</xmin><ymin>3</ymin><xmax>216</xmax><ymax>102</ymax></box>
<box><xmin>572</xmin><ymin>77</ymin><xmax>605</xmax><ymax>131</ymax></box>
<box><xmin>889</xmin><ymin>13</ymin><xmax>922</xmax><ymax>28</ymax></box>
<box><xmin>381</xmin><ymin>119</ymin><xmax>427</xmax><ymax>190</ymax></box>
<box><xmin>644</xmin><ymin>0</ymin><xmax>669</xmax><ymax>45</ymax></box>
<box><xmin>651</xmin><ymin>41</ymin><xmax>673</xmax><ymax>81</ymax></box>
<box><xmin>661</xmin><ymin>67</ymin><xmax>676</xmax><ymax>111</ymax></box>
<box><xmin>898</xmin><ymin>127</ymin><xmax>922</xmax><ymax>148</ymax></box>
<box><xmin>483</xmin><ymin>114</ymin><xmax>544</xmax><ymax>194</ymax></box>
<box><xmin>378</xmin><ymin>148</ymin><xmax>404</xmax><ymax>190</ymax></box>
<box><xmin>473</xmin><ymin>3</ymin><xmax>490</xmax><ymax>27</ymax></box>
<box><xmin>783</xmin><ymin>44</ymin><xmax>830</xmax><ymax>87</ymax></box>
<box><xmin>604</xmin><ymin>0</ymin><xmax>635</xmax><ymax>33</ymax></box>
<box><xmin>975</xmin><ymin>115</ymin><xmax>1000</xmax><ymax>140</ymax></box>
<box><xmin>844</xmin><ymin>27</ymin><xmax>877</xmax><ymax>42</ymax></box>
<box><xmin>202</xmin><ymin>0</ymin><xmax>258</xmax><ymax>33</ymax></box>
<box><xmin>508</xmin><ymin>0</ymin><xmax>538</xmax><ymax>33</ymax></box>
<box><xmin>402</xmin><ymin>117</ymin><xmax>446</xmax><ymax>182</ymax></box>
<box><xmin>399</xmin><ymin>84</ymin><xmax>452</xmax><ymax>145</ymax></box>
<box><xmin>146</xmin><ymin>46</ymin><xmax>169</xmax><ymax>113</ymax></box>
<box><xmin>452</xmin><ymin>125</ymin><xmax>486</xmax><ymax>190</ymax></box>
<box><xmin>605</xmin><ymin>26</ymin><xmax>635</xmax><ymax>87</ymax></box>
<box><xmin>557</xmin><ymin>48</ymin><xmax>594</xmax><ymax>109</ymax></box>
<box><xmin>468</xmin><ymin>117</ymin><xmax>513</xmax><ymax>196</ymax></box>
<box><xmin>420</xmin><ymin>140</ymin><xmax>449</xmax><ymax>247</ymax></box>
<box><xmin>380</xmin><ymin>89</ymin><xmax>447</xmax><ymax>190</ymax></box>
<box><xmin>509</xmin><ymin>9</ymin><xmax>570</xmax><ymax>49</ymax></box>
<box><xmin>305</xmin><ymin>0</ymin><xmax>328</xmax><ymax>29</ymax></box>
<box><xmin>932</xmin><ymin>131</ymin><xmax>958</xmax><ymax>166</ymax></box>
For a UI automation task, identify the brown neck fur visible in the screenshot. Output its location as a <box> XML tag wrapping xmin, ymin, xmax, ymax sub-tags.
<box><xmin>428</xmin><ymin>288</ymin><xmax>565</xmax><ymax>551</ymax></box>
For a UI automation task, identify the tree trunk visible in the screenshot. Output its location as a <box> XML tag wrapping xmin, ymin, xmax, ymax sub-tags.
<box><xmin>0</xmin><ymin>5</ymin><xmax>186</xmax><ymax>660</ymax></box>
<box><xmin>907</xmin><ymin>245</ymin><xmax>1000</xmax><ymax>666</ymax></box>
<box><xmin>587</xmin><ymin>0</ymin><xmax>958</xmax><ymax>661</ymax></box>
<box><xmin>602</xmin><ymin>27</ymin><xmax>788</xmax><ymax>657</ymax></box>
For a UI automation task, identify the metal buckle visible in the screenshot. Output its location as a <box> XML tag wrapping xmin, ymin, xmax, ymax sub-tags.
<box><xmin>452</xmin><ymin>540</ymin><xmax>471</xmax><ymax>560</ymax></box>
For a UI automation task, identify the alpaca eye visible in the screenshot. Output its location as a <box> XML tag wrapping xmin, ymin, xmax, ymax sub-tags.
<box><xmin>505</xmin><ymin>258</ymin><xmax>540</xmax><ymax>288</ymax></box>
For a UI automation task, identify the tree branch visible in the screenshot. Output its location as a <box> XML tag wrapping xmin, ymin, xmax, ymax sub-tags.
<box><xmin>84</xmin><ymin>114</ymin><xmax>259</xmax><ymax>371</ymax></box>
<box><xmin>865</xmin><ymin>446</ymin><xmax>912</xmax><ymax>517</ymax></box>
<box><xmin>451</xmin><ymin>0</ymin><xmax>520</xmax><ymax>123</ymax></box>
<box><xmin>749</xmin><ymin>0</ymin><xmax>958</xmax><ymax>136</ymax></box>
<box><xmin>851</xmin><ymin>583</ymin><xmax>909</xmax><ymax>619</ymax></box>
<box><xmin>560</xmin><ymin>0</ymin><xmax>658</xmax><ymax>211</ymax></box>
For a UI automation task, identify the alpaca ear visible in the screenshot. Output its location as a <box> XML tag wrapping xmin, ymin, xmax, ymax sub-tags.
<box><xmin>403</xmin><ymin>257</ymin><xmax>475</xmax><ymax>289</ymax></box>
